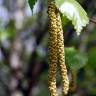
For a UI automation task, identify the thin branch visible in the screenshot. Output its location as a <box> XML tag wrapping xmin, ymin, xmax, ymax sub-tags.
<box><xmin>90</xmin><ymin>18</ymin><xmax>96</xmax><ymax>24</ymax></box>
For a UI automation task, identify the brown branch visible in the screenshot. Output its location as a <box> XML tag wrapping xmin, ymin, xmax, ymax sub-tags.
<box><xmin>90</xmin><ymin>19</ymin><xmax>96</xmax><ymax>24</ymax></box>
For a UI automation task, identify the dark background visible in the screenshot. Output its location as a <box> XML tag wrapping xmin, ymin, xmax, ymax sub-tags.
<box><xmin>0</xmin><ymin>0</ymin><xmax>96</xmax><ymax>96</ymax></box>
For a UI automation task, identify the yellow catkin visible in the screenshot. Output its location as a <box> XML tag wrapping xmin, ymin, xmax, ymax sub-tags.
<box><xmin>48</xmin><ymin>0</ymin><xmax>58</xmax><ymax>96</ymax></box>
<box><xmin>56</xmin><ymin>12</ymin><xmax>69</xmax><ymax>95</ymax></box>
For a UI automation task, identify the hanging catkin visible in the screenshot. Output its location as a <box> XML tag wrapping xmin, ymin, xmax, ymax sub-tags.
<box><xmin>48</xmin><ymin>0</ymin><xmax>69</xmax><ymax>95</ymax></box>
<box><xmin>56</xmin><ymin>12</ymin><xmax>69</xmax><ymax>95</ymax></box>
<box><xmin>48</xmin><ymin>0</ymin><xmax>58</xmax><ymax>96</ymax></box>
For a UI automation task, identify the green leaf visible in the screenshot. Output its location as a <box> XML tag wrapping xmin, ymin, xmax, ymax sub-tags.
<box><xmin>65</xmin><ymin>47</ymin><xmax>87</xmax><ymax>71</ymax></box>
<box><xmin>87</xmin><ymin>48</ymin><xmax>96</xmax><ymax>69</ymax></box>
<box><xmin>28</xmin><ymin>0</ymin><xmax>37</xmax><ymax>13</ymax></box>
<box><xmin>55</xmin><ymin>0</ymin><xmax>89</xmax><ymax>35</ymax></box>
<box><xmin>60</xmin><ymin>14</ymin><xmax>70</xmax><ymax>26</ymax></box>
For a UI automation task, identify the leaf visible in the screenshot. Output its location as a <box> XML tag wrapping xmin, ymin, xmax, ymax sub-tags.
<box><xmin>28</xmin><ymin>0</ymin><xmax>37</xmax><ymax>13</ymax></box>
<box><xmin>87</xmin><ymin>48</ymin><xmax>96</xmax><ymax>69</ymax></box>
<box><xmin>55</xmin><ymin>0</ymin><xmax>89</xmax><ymax>35</ymax></box>
<box><xmin>65</xmin><ymin>47</ymin><xmax>87</xmax><ymax>71</ymax></box>
<box><xmin>60</xmin><ymin>14</ymin><xmax>70</xmax><ymax>26</ymax></box>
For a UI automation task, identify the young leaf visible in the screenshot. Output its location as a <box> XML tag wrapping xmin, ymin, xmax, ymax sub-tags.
<box><xmin>28</xmin><ymin>0</ymin><xmax>37</xmax><ymax>12</ymax></box>
<box><xmin>55</xmin><ymin>0</ymin><xmax>89</xmax><ymax>35</ymax></box>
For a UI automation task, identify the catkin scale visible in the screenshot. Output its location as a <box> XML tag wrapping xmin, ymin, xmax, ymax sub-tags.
<box><xmin>56</xmin><ymin>12</ymin><xmax>69</xmax><ymax>95</ymax></box>
<box><xmin>48</xmin><ymin>1</ymin><xmax>58</xmax><ymax>96</ymax></box>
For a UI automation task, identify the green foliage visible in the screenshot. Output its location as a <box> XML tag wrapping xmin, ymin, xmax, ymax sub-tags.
<box><xmin>0</xmin><ymin>29</ymin><xmax>9</xmax><ymax>42</ymax></box>
<box><xmin>87</xmin><ymin>48</ymin><xmax>96</xmax><ymax>69</ymax></box>
<box><xmin>60</xmin><ymin>14</ymin><xmax>70</xmax><ymax>26</ymax></box>
<box><xmin>65</xmin><ymin>47</ymin><xmax>87</xmax><ymax>71</ymax></box>
<box><xmin>0</xmin><ymin>27</ymin><xmax>15</xmax><ymax>42</ymax></box>
<box><xmin>28</xmin><ymin>0</ymin><xmax>37</xmax><ymax>13</ymax></box>
<box><xmin>55</xmin><ymin>0</ymin><xmax>89</xmax><ymax>35</ymax></box>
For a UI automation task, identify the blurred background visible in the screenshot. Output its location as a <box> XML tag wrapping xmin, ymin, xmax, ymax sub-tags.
<box><xmin>0</xmin><ymin>0</ymin><xmax>96</xmax><ymax>96</ymax></box>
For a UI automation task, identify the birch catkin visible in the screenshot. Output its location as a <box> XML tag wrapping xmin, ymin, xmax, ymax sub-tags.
<box><xmin>56</xmin><ymin>12</ymin><xmax>69</xmax><ymax>95</ymax></box>
<box><xmin>48</xmin><ymin>1</ymin><xmax>58</xmax><ymax>96</ymax></box>
<box><xmin>48</xmin><ymin>0</ymin><xmax>69</xmax><ymax>95</ymax></box>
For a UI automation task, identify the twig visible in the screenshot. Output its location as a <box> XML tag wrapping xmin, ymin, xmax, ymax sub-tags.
<box><xmin>90</xmin><ymin>19</ymin><xmax>96</xmax><ymax>24</ymax></box>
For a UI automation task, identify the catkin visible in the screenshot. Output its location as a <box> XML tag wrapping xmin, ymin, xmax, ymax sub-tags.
<box><xmin>48</xmin><ymin>1</ymin><xmax>58</xmax><ymax>96</ymax></box>
<box><xmin>56</xmin><ymin>12</ymin><xmax>69</xmax><ymax>95</ymax></box>
<box><xmin>48</xmin><ymin>0</ymin><xmax>69</xmax><ymax>95</ymax></box>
